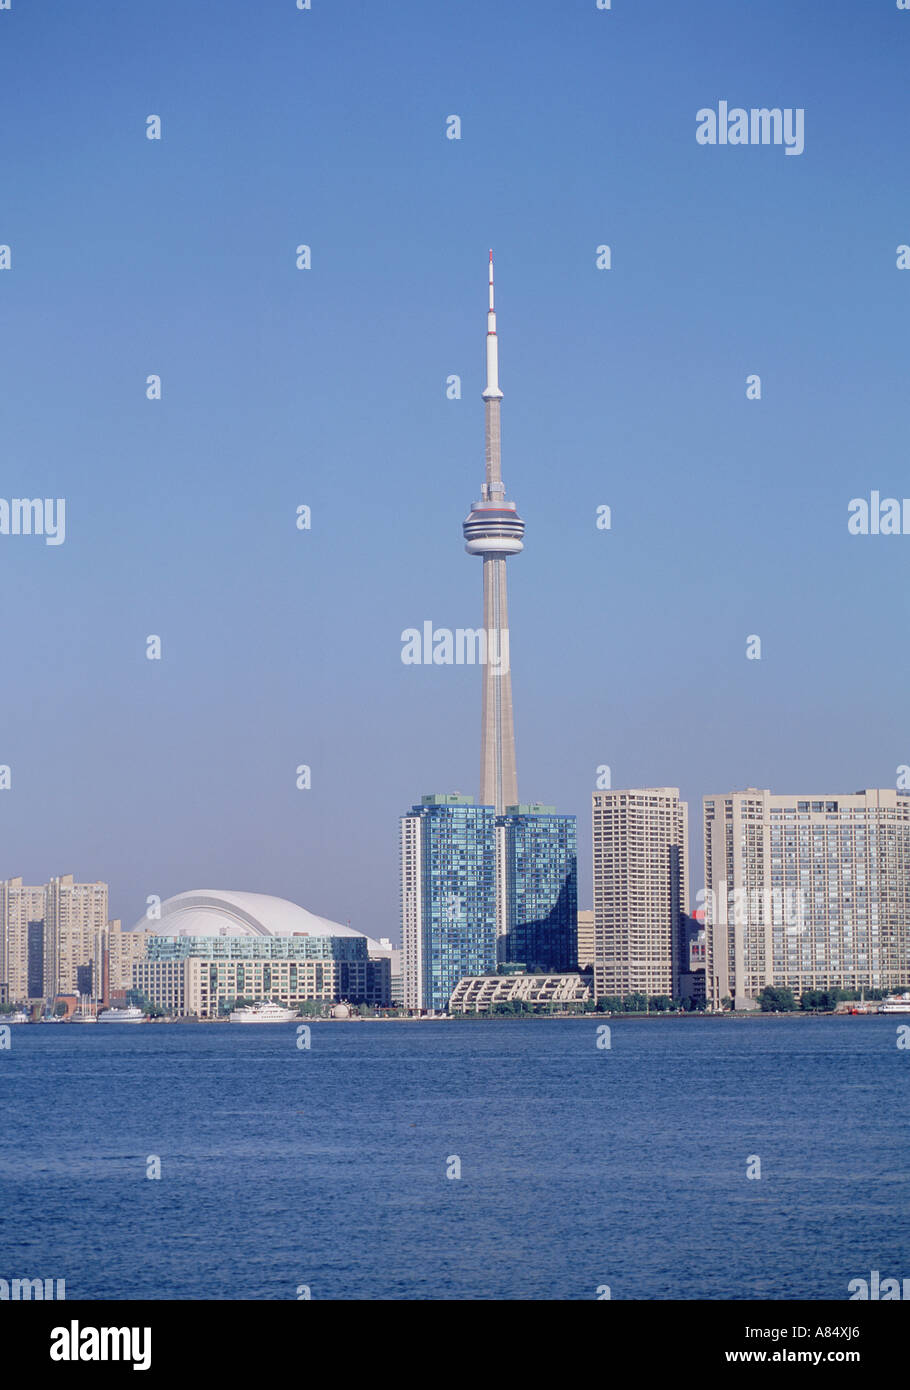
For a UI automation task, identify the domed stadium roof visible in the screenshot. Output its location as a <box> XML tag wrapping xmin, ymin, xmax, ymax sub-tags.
<box><xmin>129</xmin><ymin>889</ymin><xmax>383</xmax><ymax>952</ymax></box>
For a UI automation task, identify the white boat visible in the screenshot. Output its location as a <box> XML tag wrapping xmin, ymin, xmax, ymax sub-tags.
<box><xmin>97</xmin><ymin>1005</ymin><xmax>146</xmax><ymax>1024</ymax></box>
<box><xmin>71</xmin><ymin>994</ymin><xmax>98</xmax><ymax>1022</ymax></box>
<box><xmin>229</xmin><ymin>1000</ymin><xmax>297</xmax><ymax>1024</ymax></box>
<box><xmin>4</xmin><ymin>1010</ymin><xmax>29</xmax><ymax>1024</ymax></box>
<box><xmin>878</xmin><ymin>993</ymin><xmax>910</xmax><ymax>1014</ymax></box>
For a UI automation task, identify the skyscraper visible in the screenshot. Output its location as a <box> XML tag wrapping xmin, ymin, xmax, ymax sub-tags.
<box><xmin>703</xmin><ymin>788</ymin><xmax>910</xmax><ymax>1008</ymax></box>
<box><xmin>496</xmin><ymin>804</ymin><xmax>578</xmax><ymax>972</ymax></box>
<box><xmin>1</xmin><ymin>875</ymin><xmax>112</xmax><ymax>1002</ymax></box>
<box><xmin>45</xmin><ymin>875</ymin><xmax>109</xmax><ymax>998</ymax></box>
<box><xmin>400</xmin><ymin>794</ymin><xmax>497</xmax><ymax>1011</ymax></box>
<box><xmin>0</xmin><ymin>878</ymin><xmax>45</xmax><ymax>1003</ymax></box>
<box><xmin>592</xmin><ymin>788</ymin><xmax>690</xmax><ymax>1002</ymax></box>
<box><xmin>463</xmin><ymin>253</ymin><xmax>524</xmax><ymax>815</ymax></box>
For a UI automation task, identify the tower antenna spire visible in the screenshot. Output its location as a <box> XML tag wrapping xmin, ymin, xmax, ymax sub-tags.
<box><xmin>483</xmin><ymin>249</ymin><xmax>503</xmax><ymax>404</ymax></box>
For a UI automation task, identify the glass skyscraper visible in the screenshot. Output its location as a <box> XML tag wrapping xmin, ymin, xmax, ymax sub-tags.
<box><xmin>496</xmin><ymin>804</ymin><xmax>578</xmax><ymax>972</ymax></box>
<box><xmin>400</xmin><ymin>795</ymin><xmax>497</xmax><ymax>1011</ymax></box>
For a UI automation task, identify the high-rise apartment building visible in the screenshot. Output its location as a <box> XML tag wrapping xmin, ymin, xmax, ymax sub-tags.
<box><xmin>107</xmin><ymin>920</ymin><xmax>153</xmax><ymax>997</ymax></box>
<box><xmin>0</xmin><ymin>878</ymin><xmax>46</xmax><ymax>1002</ymax></box>
<box><xmin>576</xmin><ymin>909</ymin><xmax>595</xmax><ymax>970</ymax></box>
<box><xmin>401</xmin><ymin>794</ymin><xmax>497</xmax><ymax>1011</ymax></box>
<box><xmin>703</xmin><ymin>788</ymin><xmax>910</xmax><ymax>1008</ymax></box>
<box><xmin>1</xmin><ymin>875</ymin><xmax>111</xmax><ymax>1001</ymax></box>
<box><xmin>45</xmin><ymin>875</ymin><xmax>109</xmax><ymax>997</ymax></box>
<box><xmin>496</xmin><ymin>804</ymin><xmax>578</xmax><ymax>972</ymax></box>
<box><xmin>592</xmin><ymin>788</ymin><xmax>689</xmax><ymax>1001</ymax></box>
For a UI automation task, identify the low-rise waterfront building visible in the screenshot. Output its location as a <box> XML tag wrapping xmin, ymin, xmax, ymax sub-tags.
<box><xmin>136</xmin><ymin>931</ymin><xmax>371</xmax><ymax>1015</ymax></box>
<box><xmin>449</xmin><ymin>971</ymin><xmax>593</xmax><ymax>1014</ymax></box>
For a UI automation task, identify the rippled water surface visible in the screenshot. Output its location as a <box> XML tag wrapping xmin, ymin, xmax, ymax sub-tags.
<box><xmin>1</xmin><ymin>1016</ymin><xmax>906</xmax><ymax>1299</ymax></box>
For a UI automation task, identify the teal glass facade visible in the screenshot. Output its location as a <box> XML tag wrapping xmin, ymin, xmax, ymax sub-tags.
<box><xmin>498</xmin><ymin>806</ymin><xmax>578</xmax><ymax>972</ymax></box>
<box><xmin>145</xmin><ymin>934</ymin><xmax>368</xmax><ymax>964</ymax></box>
<box><xmin>413</xmin><ymin>796</ymin><xmax>497</xmax><ymax>1011</ymax></box>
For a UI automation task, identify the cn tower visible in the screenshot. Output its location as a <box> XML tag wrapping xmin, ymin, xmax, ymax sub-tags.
<box><xmin>462</xmin><ymin>252</ymin><xmax>525</xmax><ymax>814</ymax></box>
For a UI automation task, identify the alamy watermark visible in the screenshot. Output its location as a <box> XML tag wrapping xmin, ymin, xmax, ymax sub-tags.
<box><xmin>848</xmin><ymin>1270</ymin><xmax>909</xmax><ymax>1300</ymax></box>
<box><xmin>696</xmin><ymin>102</ymin><xmax>805</xmax><ymax>157</ymax></box>
<box><xmin>847</xmin><ymin>492</ymin><xmax>910</xmax><ymax>535</ymax></box>
<box><xmin>0</xmin><ymin>1276</ymin><xmax>65</xmax><ymax>1300</ymax></box>
<box><xmin>0</xmin><ymin>498</ymin><xmax>65</xmax><ymax>545</ymax></box>
<box><xmin>401</xmin><ymin>623</ymin><xmax>509</xmax><ymax>674</ymax></box>
<box><xmin>698</xmin><ymin>882</ymin><xmax>810</xmax><ymax>932</ymax></box>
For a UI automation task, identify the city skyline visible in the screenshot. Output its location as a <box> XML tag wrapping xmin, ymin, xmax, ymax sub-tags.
<box><xmin>0</xmin><ymin>1</ymin><xmax>908</xmax><ymax>943</ymax></box>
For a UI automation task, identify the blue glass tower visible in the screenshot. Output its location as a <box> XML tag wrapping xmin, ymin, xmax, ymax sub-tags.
<box><xmin>401</xmin><ymin>794</ymin><xmax>497</xmax><ymax>1011</ymax></box>
<box><xmin>497</xmin><ymin>804</ymin><xmax>578</xmax><ymax>972</ymax></box>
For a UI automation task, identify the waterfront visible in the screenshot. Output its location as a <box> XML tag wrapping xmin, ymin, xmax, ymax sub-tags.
<box><xmin>1</xmin><ymin>1017</ymin><xmax>907</xmax><ymax>1300</ymax></box>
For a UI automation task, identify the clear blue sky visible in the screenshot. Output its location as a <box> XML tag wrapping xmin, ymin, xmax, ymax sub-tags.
<box><xmin>1</xmin><ymin>0</ymin><xmax>908</xmax><ymax>938</ymax></box>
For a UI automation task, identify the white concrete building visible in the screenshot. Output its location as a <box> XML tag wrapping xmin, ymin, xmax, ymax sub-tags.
<box><xmin>592</xmin><ymin>789</ymin><xmax>689</xmax><ymax>1002</ymax></box>
<box><xmin>703</xmin><ymin>788</ymin><xmax>910</xmax><ymax>1008</ymax></box>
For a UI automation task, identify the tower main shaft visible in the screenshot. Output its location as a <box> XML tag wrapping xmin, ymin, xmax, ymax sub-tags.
<box><xmin>462</xmin><ymin>253</ymin><xmax>524</xmax><ymax>815</ymax></box>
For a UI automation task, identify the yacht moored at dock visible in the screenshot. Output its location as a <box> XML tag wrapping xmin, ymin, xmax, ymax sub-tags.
<box><xmin>878</xmin><ymin>993</ymin><xmax>910</xmax><ymax>1014</ymax></box>
<box><xmin>229</xmin><ymin>1001</ymin><xmax>297</xmax><ymax>1024</ymax></box>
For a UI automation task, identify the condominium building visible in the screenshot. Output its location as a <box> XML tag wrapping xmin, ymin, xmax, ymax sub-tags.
<box><xmin>592</xmin><ymin>788</ymin><xmax>689</xmax><ymax>1001</ymax></box>
<box><xmin>496</xmin><ymin>804</ymin><xmax>578</xmax><ymax>972</ymax></box>
<box><xmin>45</xmin><ymin>875</ymin><xmax>108</xmax><ymax>997</ymax></box>
<box><xmin>136</xmin><ymin>932</ymin><xmax>371</xmax><ymax>1016</ymax></box>
<box><xmin>133</xmin><ymin>960</ymin><xmax>189</xmax><ymax>1016</ymax></box>
<box><xmin>703</xmin><ymin>788</ymin><xmax>910</xmax><ymax>1008</ymax></box>
<box><xmin>0</xmin><ymin>879</ymin><xmax>46</xmax><ymax>1002</ymax></box>
<box><xmin>576</xmin><ymin>909</ymin><xmax>595</xmax><ymax>970</ymax></box>
<box><xmin>107</xmin><ymin>920</ymin><xmax>153</xmax><ymax>995</ymax></box>
<box><xmin>1</xmin><ymin>875</ymin><xmax>111</xmax><ymax>1002</ymax></box>
<box><xmin>401</xmin><ymin>794</ymin><xmax>497</xmax><ymax>1011</ymax></box>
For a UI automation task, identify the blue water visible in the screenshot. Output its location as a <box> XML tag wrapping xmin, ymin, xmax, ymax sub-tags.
<box><xmin>0</xmin><ymin>1017</ymin><xmax>907</xmax><ymax>1300</ymax></box>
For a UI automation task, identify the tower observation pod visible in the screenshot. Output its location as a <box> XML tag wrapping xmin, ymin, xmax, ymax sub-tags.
<box><xmin>462</xmin><ymin>252</ymin><xmax>524</xmax><ymax>815</ymax></box>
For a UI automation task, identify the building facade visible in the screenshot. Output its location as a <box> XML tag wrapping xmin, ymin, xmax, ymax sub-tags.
<box><xmin>703</xmin><ymin>788</ymin><xmax>910</xmax><ymax>1008</ymax></box>
<box><xmin>592</xmin><ymin>788</ymin><xmax>689</xmax><ymax>1002</ymax></box>
<box><xmin>449</xmin><ymin>971</ymin><xmax>592</xmax><ymax>1014</ymax></box>
<box><xmin>576</xmin><ymin>909</ymin><xmax>595</xmax><ymax>970</ymax></box>
<box><xmin>496</xmin><ymin>804</ymin><xmax>578</xmax><ymax>972</ymax></box>
<box><xmin>0</xmin><ymin>879</ymin><xmax>45</xmax><ymax>1002</ymax></box>
<box><xmin>1</xmin><ymin>876</ymin><xmax>111</xmax><ymax>1003</ymax></box>
<box><xmin>136</xmin><ymin>932</ymin><xmax>371</xmax><ymax>1016</ymax></box>
<box><xmin>401</xmin><ymin>794</ymin><xmax>497</xmax><ymax>1011</ymax></box>
<box><xmin>45</xmin><ymin>875</ymin><xmax>108</xmax><ymax>998</ymax></box>
<box><xmin>107</xmin><ymin>920</ymin><xmax>153</xmax><ymax>997</ymax></box>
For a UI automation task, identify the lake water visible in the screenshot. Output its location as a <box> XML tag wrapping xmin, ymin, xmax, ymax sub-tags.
<box><xmin>1</xmin><ymin>1016</ymin><xmax>907</xmax><ymax>1300</ymax></box>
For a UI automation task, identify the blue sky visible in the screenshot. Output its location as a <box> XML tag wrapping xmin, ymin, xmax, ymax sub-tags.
<box><xmin>0</xmin><ymin>0</ymin><xmax>908</xmax><ymax>937</ymax></box>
